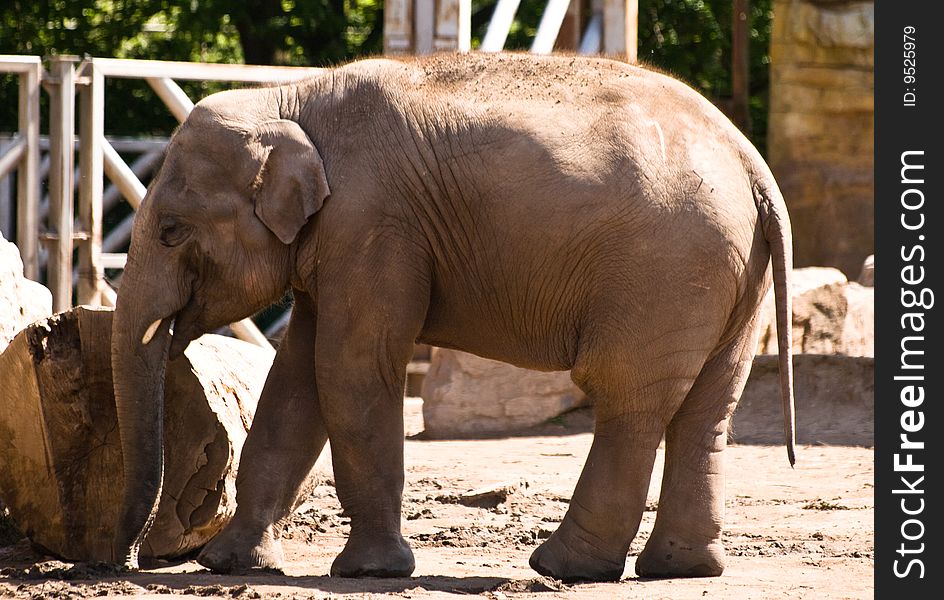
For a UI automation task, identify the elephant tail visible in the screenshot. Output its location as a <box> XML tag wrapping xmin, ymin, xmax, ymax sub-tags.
<box><xmin>754</xmin><ymin>176</ymin><xmax>796</xmax><ymax>467</ymax></box>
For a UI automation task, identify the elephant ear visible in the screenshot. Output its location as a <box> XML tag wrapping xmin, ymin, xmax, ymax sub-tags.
<box><xmin>250</xmin><ymin>119</ymin><xmax>331</xmax><ymax>244</ymax></box>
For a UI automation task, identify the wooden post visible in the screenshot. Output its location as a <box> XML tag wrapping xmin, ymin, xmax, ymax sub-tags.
<box><xmin>603</xmin><ymin>0</ymin><xmax>637</xmax><ymax>62</ymax></box>
<box><xmin>415</xmin><ymin>0</ymin><xmax>436</xmax><ymax>54</ymax></box>
<box><xmin>77</xmin><ymin>60</ymin><xmax>104</xmax><ymax>306</ymax></box>
<box><xmin>435</xmin><ymin>0</ymin><xmax>471</xmax><ymax>52</ymax></box>
<box><xmin>46</xmin><ymin>56</ymin><xmax>78</xmax><ymax>312</ymax></box>
<box><xmin>0</xmin><ymin>146</ymin><xmax>10</xmax><ymax>238</ymax></box>
<box><xmin>731</xmin><ymin>0</ymin><xmax>752</xmax><ymax>133</ymax></box>
<box><xmin>17</xmin><ymin>61</ymin><xmax>41</xmax><ymax>281</ymax></box>
<box><xmin>385</xmin><ymin>0</ymin><xmax>414</xmax><ymax>54</ymax></box>
<box><xmin>556</xmin><ymin>0</ymin><xmax>584</xmax><ymax>52</ymax></box>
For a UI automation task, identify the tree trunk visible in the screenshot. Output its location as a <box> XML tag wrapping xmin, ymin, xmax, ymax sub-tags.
<box><xmin>0</xmin><ymin>307</ymin><xmax>276</xmax><ymax>562</ymax></box>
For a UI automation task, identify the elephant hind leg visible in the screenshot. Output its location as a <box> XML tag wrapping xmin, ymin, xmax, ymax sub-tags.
<box><xmin>635</xmin><ymin>331</ymin><xmax>757</xmax><ymax>578</ymax></box>
<box><xmin>530</xmin><ymin>343</ymin><xmax>702</xmax><ymax>583</ymax></box>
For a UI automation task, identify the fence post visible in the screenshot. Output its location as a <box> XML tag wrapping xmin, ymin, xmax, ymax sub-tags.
<box><xmin>415</xmin><ymin>0</ymin><xmax>436</xmax><ymax>55</ymax></box>
<box><xmin>603</xmin><ymin>0</ymin><xmax>638</xmax><ymax>62</ymax></box>
<box><xmin>16</xmin><ymin>61</ymin><xmax>41</xmax><ymax>280</ymax></box>
<box><xmin>556</xmin><ymin>0</ymin><xmax>583</xmax><ymax>51</ymax></box>
<box><xmin>731</xmin><ymin>0</ymin><xmax>751</xmax><ymax>133</ymax></box>
<box><xmin>46</xmin><ymin>56</ymin><xmax>79</xmax><ymax>311</ymax></box>
<box><xmin>77</xmin><ymin>59</ymin><xmax>105</xmax><ymax>306</ymax></box>
<box><xmin>385</xmin><ymin>0</ymin><xmax>414</xmax><ymax>54</ymax></box>
<box><xmin>435</xmin><ymin>0</ymin><xmax>471</xmax><ymax>52</ymax></box>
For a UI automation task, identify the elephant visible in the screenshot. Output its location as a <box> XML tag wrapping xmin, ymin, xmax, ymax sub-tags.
<box><xmin>111</xmin><ymin>52</ymin><xmax>795</xmax><ymax>583</ymax></box>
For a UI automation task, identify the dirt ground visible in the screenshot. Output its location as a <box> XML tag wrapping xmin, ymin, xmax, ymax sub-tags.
<box><xmin>0</xmin><ymin>399</ymin><xmax>874</xmax><ymax>599</ymax></box>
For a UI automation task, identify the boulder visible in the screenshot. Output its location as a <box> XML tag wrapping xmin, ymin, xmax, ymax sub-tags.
<box><xmin>421</xmin><ymin>348</ymin><xmax>585</xmax><ymax>438</ymax></box>
<box><xmin>420</xmin><ymin>267</ymin><xmax>874</xmax><ymax>438</ymax></box>
<box><xmin>756</xmin><ymin>267</ymin><xmax>873</xmax><ymax>356</ymax></box>
<box><xmin>0</xmin><ymin>307</ymin><xmax>276</xmax><ymax>561</ymax></box>
<box><xmin>0</xmin><ymin>233</ymin><xmax>52</xmax><ymax>353</ymax></box>
<box><xmin>731</xmin><ymin>354</ymin><xmax>873</xmax><ymax>446</ymax></box>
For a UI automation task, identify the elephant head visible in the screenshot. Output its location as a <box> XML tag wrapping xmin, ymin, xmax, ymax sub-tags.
<box><xmin>111</xmin><ymin>91</ymin><xmax>331</xmax><ymax>566</ymax></box>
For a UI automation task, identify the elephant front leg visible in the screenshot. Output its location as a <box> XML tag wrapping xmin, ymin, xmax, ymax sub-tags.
<box><xmin>320</xmin><ymin>377</ymin><xmax>413</xmax><ymax>578</ymax></box>
<box><xmin>198</xmin><ymin>292</ymin><xmax>327</xmax><ymax>573</ymax></box>
<box><xmin>315</xmin><ymin>290</ymin><xmax>424</xmax><ymax>578</ymax></box>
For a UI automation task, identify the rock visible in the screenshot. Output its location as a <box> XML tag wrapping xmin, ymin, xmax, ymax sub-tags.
<box><xmin>731</xmin><ymin>354</ymin><xmax>873</xmax><ymax>446</ymax></box>
<box><xmin>0</xmin><ymin>307</ymin><xmax>276</xmax><ymax>561</ymax></box>
<box><xmin>437</xmin><ymin>481</ymin><xmax>529</xmax><ymax>509</ymax></box>
<box><xmin>421</xmin><ymin>349</ymin><xmax>585</xmax><ymax>438</ymax></box>
<box><xmin>0</xmin><ymin>233</ymin><xmax>52</xmax><ymax>353</ymax></box>
<box><xmin>756</xmin><ymin>267</ymin><xmax>873</xmax><ymax>357</ymax></box>
<box><xmin>858</xmin><ymin>255</ymin><xmax>874</xmax><ymax>286</ymax></box>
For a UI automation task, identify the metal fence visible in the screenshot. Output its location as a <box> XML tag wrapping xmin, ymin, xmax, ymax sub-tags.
<box><xmin>0</xmin><ymin>56</ymin><xmax>41</xmax><ymax>281</ymax></box>
<box><xmin>0</xmin><ymin>55</ymin><xmax>322</xmax><ymax>348</ymax></box>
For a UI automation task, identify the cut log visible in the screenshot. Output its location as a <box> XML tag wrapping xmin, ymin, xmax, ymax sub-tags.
<box><xmin>0</xmin><ymin>306</ymin><xmax>276</xmax><ymax>561</ymax></box>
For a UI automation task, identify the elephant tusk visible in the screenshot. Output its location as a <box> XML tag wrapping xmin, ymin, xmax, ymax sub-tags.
<box><xmin>141</xmin><ymin>319</ymin><xmax>162</xmax><ymax>345</ymax></box>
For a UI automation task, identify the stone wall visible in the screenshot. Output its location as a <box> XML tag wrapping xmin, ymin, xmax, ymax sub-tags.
<box><xmin>768</xmin><ymin>0</ymin><xmax>874</xmax><ymax>277</ymax></box>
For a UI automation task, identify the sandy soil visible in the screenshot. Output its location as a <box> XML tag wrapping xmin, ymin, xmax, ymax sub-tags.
<box><xmin>0</xmin><ymin>401</ymin><xmax>874</xmax><ymax>599</ymax></box>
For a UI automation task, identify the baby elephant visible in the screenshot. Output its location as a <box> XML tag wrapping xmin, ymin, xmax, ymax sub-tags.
<box><xmin>111</xmin><ymin>53</ymin><xmax>794</xmax><ymax>582</ymax></box>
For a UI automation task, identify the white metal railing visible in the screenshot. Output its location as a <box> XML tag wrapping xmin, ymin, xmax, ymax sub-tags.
<box><xmin>71</xmin><ymin>57</ymin><xmax>322</xmax><ymax>347</ymax></box>
<box><xmin>1</xmin><ymin>56</ymin><xmax>324</xmax><ymax>348</ymax></box>
<box><xmin>531</xmin><ymin>0</ymin><xmax>573</xmax><ymax>54</ymax></box>
<box><xmin>0</xmin><ymin>56</ymin><xmax>41</xmax><ymax>280</ymax></box>
<box><xmin>0</xmin><ymin>136</ymin><xmax>166</xmax><ymax>274</ymax></box>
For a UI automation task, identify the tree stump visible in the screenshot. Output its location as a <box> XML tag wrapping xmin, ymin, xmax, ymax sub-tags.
<box><xmin>0</xmin><ymin>306</ymin><xmax>275</xmax><ymax>561</ymax></box>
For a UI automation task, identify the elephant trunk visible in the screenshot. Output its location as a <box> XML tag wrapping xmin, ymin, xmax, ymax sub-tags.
<box><xmin>111</xmin><ymin>260</ymin><xmax>179</xmax><ymax>567</ymax></box>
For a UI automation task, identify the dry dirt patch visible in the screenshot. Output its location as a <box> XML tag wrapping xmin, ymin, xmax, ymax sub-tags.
<box><xmin>1</xmin><ymin>403</ymin><xmax>873</xmax><ymax>599</ymax></box>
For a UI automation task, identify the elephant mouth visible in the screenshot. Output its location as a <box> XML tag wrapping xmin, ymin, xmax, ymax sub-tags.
<box><xmin>167</xmin><ymin>293</ymin><xmax>218</xmax><ymax>360</ymax></box>
<box><xmin>169</xmin><ymin>313</ymin><xmax>204</xmax><ymax>360</ymax></box>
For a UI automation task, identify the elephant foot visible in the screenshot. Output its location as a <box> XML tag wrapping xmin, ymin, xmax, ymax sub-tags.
<box><xmin>529</xmin><ymin>524</ymin><xmax>626</xmax><ymax>583</ymax></box>
<box><xmin>330</xmin><ymin>533</ymin><xmax>415</xmax><ymax>578</ymax></box>
<box><xmin>635</xmin><ymin>534</ymin><xmax>724</xmax><ymax>578</ymax></box>
<box><xmin>196</xmin><ymin>524</ymin><xmax>285</xmax><ymax>574</ymax></box>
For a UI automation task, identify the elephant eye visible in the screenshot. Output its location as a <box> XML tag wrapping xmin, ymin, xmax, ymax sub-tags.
<box><xmin>159</xmin><ymin>218</ymin><xmax>191</xmax><ymax>247</ymax></box>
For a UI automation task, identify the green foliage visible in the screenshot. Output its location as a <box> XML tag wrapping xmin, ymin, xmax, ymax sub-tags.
<box><xmin>470</xmin><ymin>0</ymin><xmax>772</xmax><ymax>150</ymax></box>
<box><xmin>1</xmin><ymin>0</ymin><xmax>771</xmax><ymax>147</ymax></box>
<box><xmin>637</xmin><ymin>0</ymin><xmax>773</xmax><ymax>150</ymax></box>
<box><xmin>0</xmin><ymin>0</ymin><xmax>383</xmax><ymax>135</ymax></box>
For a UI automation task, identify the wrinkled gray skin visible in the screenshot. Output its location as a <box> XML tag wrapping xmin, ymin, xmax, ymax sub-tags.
<box><xmin>112</xmin><ymin>53</ymin><xmax>795</xmax><ymax>582</ymax></box>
